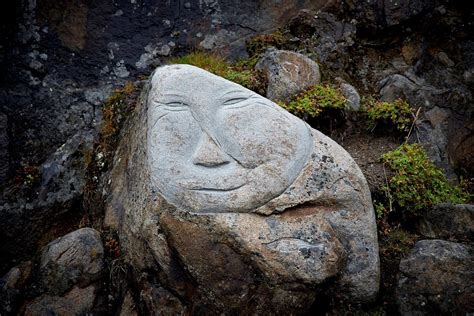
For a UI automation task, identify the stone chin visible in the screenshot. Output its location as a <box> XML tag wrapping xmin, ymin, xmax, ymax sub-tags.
<box><xmin>146</xmin><ymin>64</ymin><xmax>313</xmax><ymax>213</ymax></box>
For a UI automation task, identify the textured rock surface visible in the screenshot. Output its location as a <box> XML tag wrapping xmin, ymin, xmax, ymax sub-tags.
<box><xmin>39</xmin><ymin>228</ymin><xmax>104</xmax><ymax>295</ymax></box>
<box><xmin>0</xmin><ymin>261</ymin><xmax>33</xmax><ymax>315</ymax></box>
<box><xmin>106</xmin><ymin>65</ymin><xmax>379</xmax><ymax>313</ymax></box>
<box><xmin>419</xmin><ymin>203</ymin><xmax>474</xmax><ymax>241</ymax></box>
<box><xmin>0</xmin><ymin>112</ymin><xmax>9</xmax><ymax>184</ymax></box>
<box><xmin>287</xmin><ymin>11</ymin><xmax>356</xmax><ymax>71</ymax></box>
<box><xmin>0</xmin><ymin>0</ymin><xmax>333</xmax><ymax>171</ymax></box>
<box><xmin>256</xmin><ymin>49</ymin><xmax>320</xmax><ymax>101</ymax></box>
<box><xmin>140</xmin><ymin>283</ymin><xmax>185</xmax><ymax>316</ymax></box>
<box><xmin>24</xmin><ymin>285</ymin><xmax>97</xmax><ymax>316</ymax></box>
<box><xmin>336</xmin><ymin>78</ymin><xmax>360</xmax><ymax>111</ymax></box>
<box><xmin>397</xmin><ymin>240</ymin><xmax>474</xmax><ymax>315</ymax></box>
<box><xmin>0</xmin><ymin>130</ymin><xmax>95</xmax><ymax>270</ymax></box>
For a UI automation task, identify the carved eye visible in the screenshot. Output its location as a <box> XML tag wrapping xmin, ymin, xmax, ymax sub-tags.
<box><xmin>222</xmin><ymin>96</ymin><xmax>256</xmax><ymax>110</ymax></box>
<box><xmin>154</xmin><ymin>101</ymin><xmax>188</xmax><ymax>111</ymax></box>
<box><xmin>222</xmin><ymin>97</ymin><xmax>248</xmax><ymax>105</ymax></box>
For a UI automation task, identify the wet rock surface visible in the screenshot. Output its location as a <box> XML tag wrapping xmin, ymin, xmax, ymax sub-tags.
<box><xmin>397</xmin><ymin>240</ymin><xmax>474</xmax><ymax>315</ymax></box>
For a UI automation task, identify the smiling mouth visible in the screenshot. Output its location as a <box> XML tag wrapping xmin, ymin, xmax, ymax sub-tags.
<box><xmin>189</xmin><ymin>183</ymin><xmax>246</xmax><ymax>193</ymax></box>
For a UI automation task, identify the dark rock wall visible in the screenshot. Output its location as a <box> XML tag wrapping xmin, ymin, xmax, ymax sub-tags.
<box><xmin>0</xmin><ymin>0</ymin><xmax>332</xmax><ymax>172</ymax></box>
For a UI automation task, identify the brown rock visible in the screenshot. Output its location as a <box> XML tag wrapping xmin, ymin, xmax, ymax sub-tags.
<box><xmin>256</xmin><ymin>49</ymin><xmax>321</xmax><ymax>101</ymax></box>
<box><xmin>24</xmin><ymin>285</ymin><xmax>97</xmax><ymax>316</ymax></box>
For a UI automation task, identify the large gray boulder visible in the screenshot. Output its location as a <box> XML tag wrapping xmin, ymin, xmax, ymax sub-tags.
<box><xmin>105</xmin><ymin>64</ymin><xmax>379</xmax><ymax>314</ymax></box>
<box><xmin>397</xmin><ymin>240</ymin><xmax>474</xmax><ymax>315</ymax></box>
<box><xmin>256</xmin><ymin>49</ymin><xmax>321</xmax><ymax>101</ymax></box>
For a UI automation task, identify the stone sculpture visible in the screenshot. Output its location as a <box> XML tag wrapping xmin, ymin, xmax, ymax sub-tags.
<box><xmin>147</xmin><ymin>64</ymin><xmax>313</xmax><ymax>213</ymax></box>
<box><xmin>106</xmin><ymin>64</ymin><xmax>380</xmax><ymax>314</ymax></box>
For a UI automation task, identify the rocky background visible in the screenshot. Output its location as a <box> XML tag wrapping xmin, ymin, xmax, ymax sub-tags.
<box><xmin>0</xmin><ymin>0</ymin><xmax>473</xmax><ymax>315</ymax></box>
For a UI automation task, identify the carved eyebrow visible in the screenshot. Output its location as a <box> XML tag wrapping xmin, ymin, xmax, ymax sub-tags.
<box><xmin>155</xmin><ymin>93</ymin><xmax>190</xmax><ymax>104</ymax></box>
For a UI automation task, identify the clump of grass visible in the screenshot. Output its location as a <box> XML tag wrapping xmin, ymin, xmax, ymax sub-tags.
<box><xmin>379</xmin><ymin>143</ymin><xmax>468</xmax><ymax>215</ymax></box>
<box><xmin>170</xmin><ymin>52</ymin><xmax>229</xmax><ymax>77</ymax></box>
<box><xmin>366</xmin><ymin>98</ymin><xmax>413</xmax><ymax>133</ymax></box>
<box><xmin>170</xmin><ymin>52</ymin><xmax>266</xmax><ymax>93</ymax></box>
<box><xmin>278</xmin><ymin>84</ymin><xmax>347</xmax><ymax>120</ymax></box>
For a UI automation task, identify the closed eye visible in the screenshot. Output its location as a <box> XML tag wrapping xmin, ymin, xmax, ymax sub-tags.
<box><xmin>222</xmin><ymin>96</ymin><xmax>258</xmax><ymax>110</ymax></box>
<box><xmin>153</xmin><ymin>101</ymin><xmax>189</xmax><ymax>111</ymax></box>
<box><xmin>222</xmin><ymin>97</ymin><xmax>249</xmax><ymax>105</ymax></box>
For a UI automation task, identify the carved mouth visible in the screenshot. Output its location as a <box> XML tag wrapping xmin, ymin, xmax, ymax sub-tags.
<box><xmin>188</xmin><ymin>183</ymin><xmax>246</xmax><ymax>193</ymax></box>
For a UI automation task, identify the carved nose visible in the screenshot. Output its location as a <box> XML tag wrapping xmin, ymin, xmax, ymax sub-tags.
<box><xmin>192</xmin><ymin>133</ymin><xmax>230</xmax><ymax>167</ymax></box>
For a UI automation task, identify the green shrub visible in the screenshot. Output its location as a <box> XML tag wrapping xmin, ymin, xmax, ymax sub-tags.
<box><xmin>381</xmin><ymin>143</ymin><xmax>468</xmax><ymax>213</ymax></box>
<box><xmin>169</xmin><ymin>52</ymin><xmax>265</xmax><ymax>93</ymax></box>
<box><xmin>279</xmin><ymin>84</ymin><xmax>347</xmax><ymax>120</ymax></box>
<box><xmin>367</xmin><ymin>98</ymin><xmax>413</xmax><ymax>132</ymax></box>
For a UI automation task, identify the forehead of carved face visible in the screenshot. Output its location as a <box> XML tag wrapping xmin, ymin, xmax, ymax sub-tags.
<box><xmin>147</xmin><ymin>64</ymin><xmax>312</xmax><ymax>213</ymax></box>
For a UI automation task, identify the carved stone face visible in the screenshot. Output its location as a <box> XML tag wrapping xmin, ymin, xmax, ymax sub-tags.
<box><xmin>147</xmin><ymin>65</ymin><xmax>312</xmax><ymax>213</ymax></box>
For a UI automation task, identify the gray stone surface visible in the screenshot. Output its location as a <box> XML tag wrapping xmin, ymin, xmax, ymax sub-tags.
<box><xmin>119</xmin><ymin>291</ymin><xmax>138</xmax><ymax>316</ymax></box>
<box><xmin>0</xmin><ymin>261</ymin><xmax>33</xmax><ymax>315</ymax></box>
<box><xmin>336</xmin><ymin>78</ymin><xmax>360</xmax><ymax>111</ymax></box>
<box><xmin>24</xmin><ymin>285</ymin><xmax>97</xmax><ymax>316</ymax></box>
<box><xmin>256</xmin><ymin>49</ymin><xmax>321</xmax><ymax>101</ymax></box>
<box><xmin>419</xmin><ymin>203</ymin><xmax>474</xmax><ymax>241</ymax></box>
<box><xmin>397</xmin><ymin>240</ymin><xmax>474</xmax><ymax>315</ymax></box>
<box><xmin>140</xmin><ymin>282</ymin><xmax>185</xmax><ymax>316</ymax></box>
<box><xmin>0</xmin><ymin>113</ymin><xmax>9</xmax><ymax>184</ymax></box>
<box><xmin>40</xmin><ymin>228</ymin><xmax>104</xmax><ymax>295</ymax></box>
<box><xmin>106</xmin><ymin>65</ymin><xmax>379</xmax><ymax>313</ymax></box>
<box><xmin>287</xmin><ymin>12</ymin><xmax>356</xmax><ymax>71</ymax></box>
<box><xmin>0</xmin><ymin>129</ymin><xmax>96</xmax><ymax>270</ymax></box>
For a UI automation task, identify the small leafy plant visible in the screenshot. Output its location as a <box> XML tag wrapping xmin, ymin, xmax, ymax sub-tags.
<box><xmin>380</xmin><ymin>143</ymin><xmax>468</xmax><ymax>214</ymax></box>
<box><xmin>279</xmin><ymin>84</ymin><xmax>347</xmax><ymax>120</ymax></box>
<box><xmin>366</xmin><ymin>98</ymin><xmax>413</xmax><ymax>132</ymax></box>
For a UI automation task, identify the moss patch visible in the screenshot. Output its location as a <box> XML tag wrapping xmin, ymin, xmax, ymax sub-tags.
<box><xmin>278</xmin><ymin>84</ymin><xmax>347</xmax><ymax>120</ymax></box>
<box><xmin>366</xmin><ymin>98</ymin><xmax>413</xmax><ymax>133</ymax></box>
<box><xmin>379</xmin><ymin>143</ymin><xmax>468</xmax><ymax>215</ymax></box>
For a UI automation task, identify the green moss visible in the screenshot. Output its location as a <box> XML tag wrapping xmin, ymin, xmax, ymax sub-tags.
<box><xmin>278</xmin><ymin>84</ymin><xmax>347</xmax><ymax>120</ymax></box>
<box><xmin>170</xmin><ymin>52</ymin><xmax>266</xmax><ymax>93</ymax></box>
<box><xmin>366</xmin><ymin>98</ymin><xmax>413</xmax><ymax>132</ymax></box>
<box><xmin>381</xmin><ymin>143</ymin><xmax>468</xmax><ymax>214</ymax></box>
